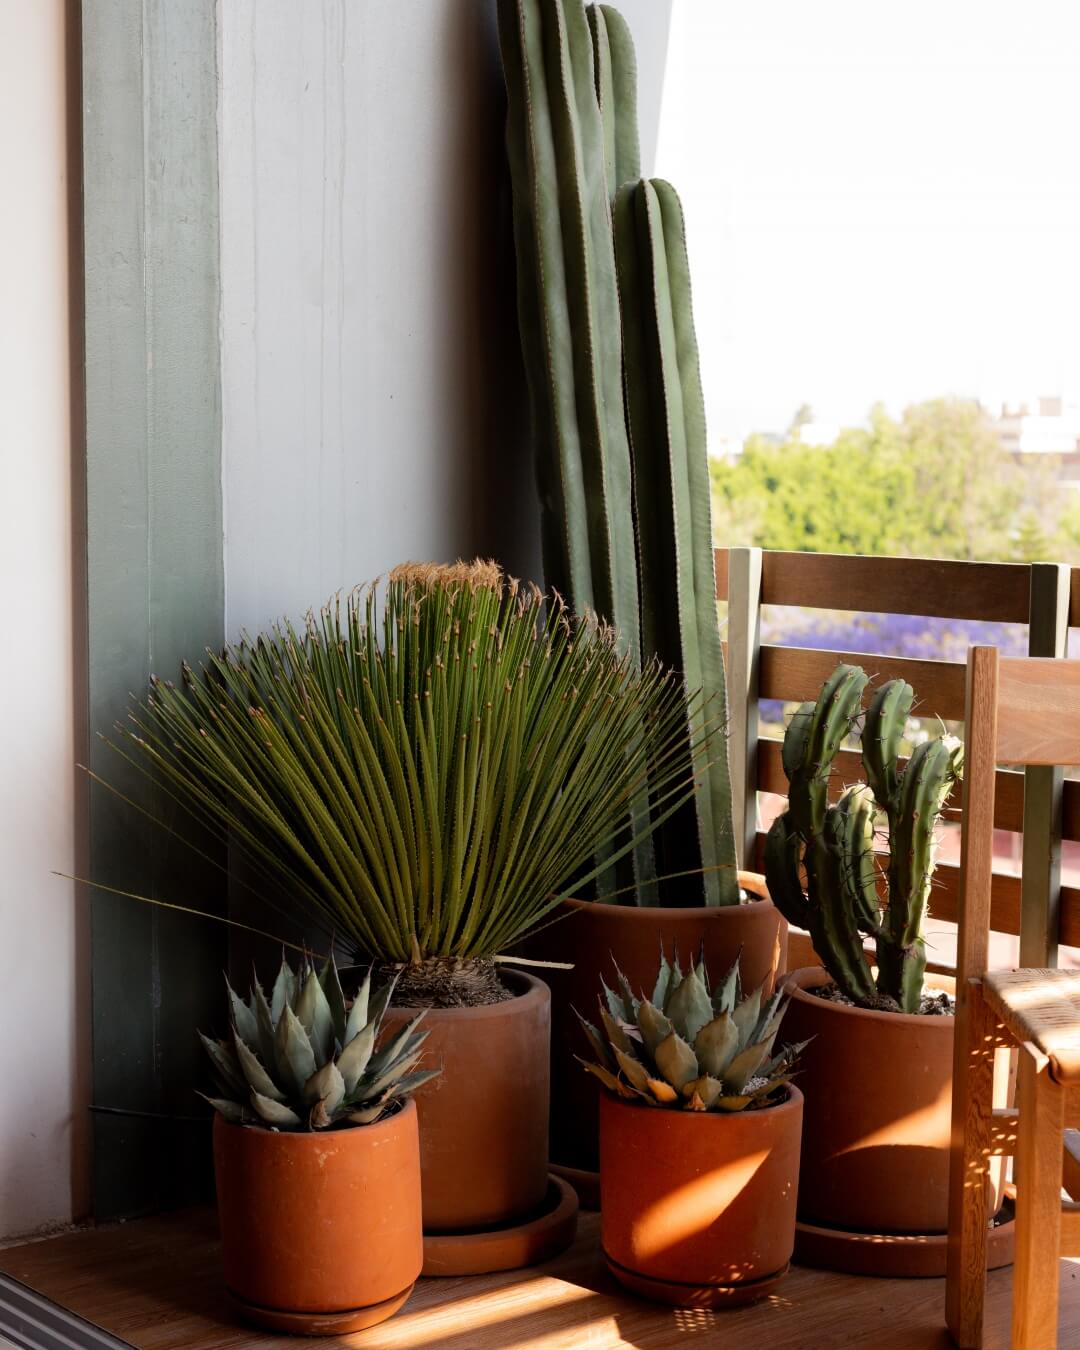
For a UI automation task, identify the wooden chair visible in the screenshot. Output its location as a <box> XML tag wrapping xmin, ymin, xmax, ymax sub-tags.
<box><xmin>946</xmin><ymin>646</ymin><xmax>1080</xmax><ymax>1349</ymax></box>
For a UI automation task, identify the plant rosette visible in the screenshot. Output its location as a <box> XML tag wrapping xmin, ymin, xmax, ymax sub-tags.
<box><xmin>200</xmin><ymin>957</ymin><xmax>431</xmax><ymax>1334</ymax></box>
<box><xmin>580</xmin><ymin>952</ymin><xmax>805</xmax><ymax>1306</ymax></box>
<box><xmin>525</xmin><ymin>872</ymin><xmax>786</xmax><ymax>1200</ymax></box>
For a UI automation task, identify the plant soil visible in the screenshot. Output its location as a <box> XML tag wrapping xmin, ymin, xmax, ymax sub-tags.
<box><xmin>378</xmin><ymin>955</ymin><xmax>513</xmax><ymax>1008</ymax></box>
<box><xmin>809</xmin><ymin>981</ymin><xmax>954</xmax><ymax>1017</ymax></box>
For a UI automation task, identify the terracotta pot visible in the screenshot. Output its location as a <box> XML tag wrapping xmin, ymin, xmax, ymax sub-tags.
<box><xmin>213</xmin><ymin>1099</ymin><xmax>422</xmax><ymax>1335</ymax></box>
<box><xmin>521</xmin><ymin>872</ymin><xmax>787</xmax><ymax>1178</ymax></box>
<box><xmin>382</xmin><ymin>969</ymin><xmax>550</xmax><ymax>1233</ymax></box>
<box><xmin>782</xmin><ymin>966</ymin><xmax>1005</xmax><ymax>1235</ymax></box>
<box><xmin>599</xmin><ymin>1087</ymin><xmax>803</xmax><ymax>1307</ymax></box>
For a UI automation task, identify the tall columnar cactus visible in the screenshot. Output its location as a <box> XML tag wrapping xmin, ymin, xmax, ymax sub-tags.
<box><xmin>497</xmin><ymin>0</ymin><xmax>639</xmax><ymax>659</ymax></box>
<box><xmin>587</xmin><ymin>4</ymin><xmax>640</xmax><ymax>199</ymax></box>
<box><xmin>614</xmin><ymin>179</ymin><xmax>738</xmax><ymax>906</ymax></box>
<box><xmin>498</xmin><ymin>0</ymin><xmax>741</xmax><ymax>905</ymax></box>
<box><xmin>765</xmin><ymin>666</ymin><xmax>964</xmax><ymax>1012</ymax></box>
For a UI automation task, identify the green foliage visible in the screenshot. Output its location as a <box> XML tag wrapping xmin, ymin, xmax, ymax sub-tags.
<box><xmin>109</xmin><ymin>561</ymin><xmax>707</xmax><ymax>962</ymax></box>
<box><xmin>577</xmin><ymin>954</ymin><xmax>804</xmax><ymax>1112</ymax></box>
<box><xmin>710</xmin><ymin>398</ymin><xmax>1075</xmax><ymax>564</ymax></box>
<box><xmin>765</xmin><ymin>666</ymin><xmax>963</xmax><ymax>1012</ymax></box>
<box><xmin>201</xmin><ymin>955</ymin><xmax>436</xmax><ymax>1131</ymax></box>
<box><xmin>498</xmin><ymin>0</ymin><xmax>739</xmax><ymax>905</ymax></box>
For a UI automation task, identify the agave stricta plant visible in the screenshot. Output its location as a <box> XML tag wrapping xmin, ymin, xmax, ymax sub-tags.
<box><xmin>577</xmin><ymin>955</ymin><xmax>805</xmax><ymax>1112</ymax></box>
<box><xmin>202</xmin><ymin>954</ymin><xmax>435</xmax><ymax>1131</ymax></box>
<box><xmin>105</xmin><ymin>561</ymin><xmax>709</xmax><ymax>1001</ymax></box>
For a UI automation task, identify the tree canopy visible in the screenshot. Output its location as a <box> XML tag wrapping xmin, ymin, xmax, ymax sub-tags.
<box><xmin>710</xmin><ymin>398</ymin><xmax>1080</xmax><ymax>564</ymax></box>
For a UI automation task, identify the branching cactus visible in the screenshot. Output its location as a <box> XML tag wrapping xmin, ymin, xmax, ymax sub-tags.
<box><xmin>765</xmin><ymin>665</ymin><xmax>964</xmax><ymax>1013</ymax></box>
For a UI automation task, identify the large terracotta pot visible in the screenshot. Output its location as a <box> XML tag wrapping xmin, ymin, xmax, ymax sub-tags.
<box><xmin>213</xmin><ymin>1099</ymin><xmax>422</xmax><ymax>1335</ymax></box>
<box><xmin>599</xmin><ymin>1087</ymin><xmax>803</xmax><ymax>1307</ymax></box>
<box><xmin>782</xmin><ymin>966</ymin><xmax>1004</xmax><ymax>1235</ymax></box>
<box><xmin>522</xmin><ymin>873</ymin><xmax>787</xmax><ymax>1182</ymax></box>
<box><xmin>382</xmin><ymin>969</ymin><xmax>550</xmax><ymax>1233</ymax></box>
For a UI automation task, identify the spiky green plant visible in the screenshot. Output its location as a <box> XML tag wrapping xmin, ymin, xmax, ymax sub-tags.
<box><xmin>577</xmin><ymin>955</ymin><xmax>804</xmax><ymax>1112</ymax></box>
<box><xmin>202</xmin><ymin>955</ymin><xmax>435</xmax><ymax>1131</ymax></box>
<box><xmin>497</xmin><ymin>0</ymin><xmax>740</xmax><ymax>906</ymax></box>
<box><xmin>765</xmin><ymin>665</ymin><xmax>964</xmax><ymax>1013</ymax></box>
<box><xmin>106</xmin><ymin>561</ymin><xmax>710</xmax><ymax>985</ymax></box>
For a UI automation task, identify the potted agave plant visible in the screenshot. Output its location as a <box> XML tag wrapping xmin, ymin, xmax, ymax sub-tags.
<box><xmin>499</xmin><ymin>0</ymin><xmax>784</xmax><ymax>1200</ymax></box>
<box><xmin>765</xmin><ymin>665</ymin><xmax>1012</xmax><ymax>1275</ymax></box>
<box><xmin>110</xmin><ymin>559</ymin><xmax>703</xmax><ymax>1275</ymax></box>
<box><xmin>201</xmin><ymin>955</ymin><xmax>433</xmax><ymax>1334</ymax></box>
<box><xmin>580</xmin><ymin>954</ymin><xmax>804</xmax><ymax>1307</ymax></box>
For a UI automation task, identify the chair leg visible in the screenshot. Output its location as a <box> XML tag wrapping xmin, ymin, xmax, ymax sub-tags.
<box><xmin>1012</xmin><ymin>1054</ymin><xmax>1065</xmax><ymax>1350</ymax></box>
<box><xmin>946</xmin><ymin>982</ymin><xmax>997</xmax><ymax>1347</ymax></box>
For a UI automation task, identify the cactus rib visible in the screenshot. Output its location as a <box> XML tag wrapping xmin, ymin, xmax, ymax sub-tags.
<box><xmin>587</xmin><ymin>3</ymin><xmax>640</xmax><ymax>199</ymax></box>
<box><xmin>613</xmin><ymin>177</ymin><xmax>738</xmax><ymax>904</ymax></box>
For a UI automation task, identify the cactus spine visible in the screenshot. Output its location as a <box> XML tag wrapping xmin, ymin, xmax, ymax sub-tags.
<box><xmin>498</xmin><ymin>0</ymin><xmax>741</xmax><ymax>905</ymax></box>
<box><xmin>764</xmin><ymin>666</ymin><xmax>963</xmax><ymax>1012</ymax></box>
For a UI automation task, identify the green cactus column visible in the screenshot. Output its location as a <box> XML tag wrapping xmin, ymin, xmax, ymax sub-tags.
<box><xmin>587</xmin><ymin>3</ymin><xmax>640</xmax><ymax>199</ymax></box>
<box><xmin>496</xmin><ymin>0</ymin><xmax>640</xmax><ymax>660</ymax></box>
<box><xmin>614</xmin><ymin>177</ymin><xmax>739</xmax><ymax>905</ymax></box>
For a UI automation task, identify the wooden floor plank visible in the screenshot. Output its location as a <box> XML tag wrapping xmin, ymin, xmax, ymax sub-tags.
<box><xmin>2</xmin><ymin>1208</ymin><xmax>1080</xmax><ymax>1349</ymax></box>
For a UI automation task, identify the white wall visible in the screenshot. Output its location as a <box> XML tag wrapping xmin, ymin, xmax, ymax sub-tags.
<box><xmin>0</xmin><ymin>0</ymin><xmax>87</xmax><ymax>1238</ymax></box>
<box><xmin>219</xmin><ymin>1</ymin><xmax>533</xmax><ymax>634</ymax></box>
<box><xmin>219</xmin><ymin>0</ymin><xmax>673</xmax><ymax>637</ymax></box>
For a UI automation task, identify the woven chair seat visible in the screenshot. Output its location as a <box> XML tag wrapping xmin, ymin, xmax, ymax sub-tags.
<box><xmin>984</xmin><ymin>968</ymin><xmax>1080</xmax><ymax>1082</ymax></box>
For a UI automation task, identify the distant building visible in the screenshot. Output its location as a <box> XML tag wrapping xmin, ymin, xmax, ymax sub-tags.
<box><xmin>991</xmin><ymin>395</ymin><xmax>1080</xmax><ymax>478</ymax></box>
<box><xmin>794</xmin><ymin>420</ymin><xmax>842</xmax><ymax>448</ymax></box>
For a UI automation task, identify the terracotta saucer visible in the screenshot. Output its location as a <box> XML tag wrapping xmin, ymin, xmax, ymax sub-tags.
<box><xmin>228</xmin><ymin>1282</ymin><xmax>414</xmax><ymax>1335</ymax></box>
<box><xmin>604</xmin><ymin>1252</ymin><xmax>790</xmax><ymax>1309</ymax></box>
<box><xmin>421</xmin><ymin>1174</ymin><xmax>578</xmax><ymax>1277</ymax></box>
<box><xmin>794</xmin><ymin>1200</ymin><xmax>1016</xmax><ymax>1278</ymax></box>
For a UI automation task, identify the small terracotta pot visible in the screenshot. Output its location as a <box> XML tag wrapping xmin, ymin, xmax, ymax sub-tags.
<box><xmin>782</xmin><ymin>966</ymin><xmax>1005</xmax><ymax>1235</ymax></box>
<box><xmin>599</xmin><ymin>1087</ymin><xmax>803</xmax><ymax>1307</ymax></box>
<box><xmin>521</xmin><ymin>873</ymin><xmax>787</xmax><ymax>1179</ymax></box>
<box><xmin>381</xmin><ymin>970</ymin><xmax>550</xmax><ymax>1233</ymax></box>
<box><xmin>213</xmin><ymin>1099</ymin><xmax>422</xmax><ymax>1335</ymax></box>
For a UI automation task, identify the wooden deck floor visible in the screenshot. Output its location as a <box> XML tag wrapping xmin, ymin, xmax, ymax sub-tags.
<box><xmin>2</xmin><ymin>1208</ymin><xmax>1079</xmax><ymax>1349</ymax></box>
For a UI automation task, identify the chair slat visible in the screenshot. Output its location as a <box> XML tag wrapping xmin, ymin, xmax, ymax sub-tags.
<box><xmin>755</xmin><ymin>738</ymin><xmax>1026</xmax><ymax>833</ymax></box>
<box><xmin>996</xmin><ymin>657</ymin><xmax>1080</xmax><ymax>765</ymax></box>
<box><xmin>759</xmin><ymin>644</ymin><xmax>966</xmax><ymax>721</ymax></box>
<box><xmin>758</xmin><ymin>551</ymin><xmax>1030</xmax><ymax>622</ymax></box>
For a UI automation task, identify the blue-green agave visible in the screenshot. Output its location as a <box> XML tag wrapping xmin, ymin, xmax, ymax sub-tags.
<box><xmin>577</xmin><ymin>955</ymin><xmax>805</xmax><ymax>1112</ymax></box>
<box><xmin>201</xmin><ymin>955</ymin><xmax>436</xmax><ymax>1131</ymax></box>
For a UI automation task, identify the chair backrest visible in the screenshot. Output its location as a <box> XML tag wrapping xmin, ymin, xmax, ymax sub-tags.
<box><xmin>959</xmin><ymin>646</ymin><xmax>1080</xmax><ymax>981</ymax></box>
<box><xmin>995</xmin><ymin>656</ymin><xmax>1080</xmax><ymax>766</ymax></box>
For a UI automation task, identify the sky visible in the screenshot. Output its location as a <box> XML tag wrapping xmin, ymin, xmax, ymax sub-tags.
<box><xmin>653</xmin><ymin>0</ymin><xmax>1080</xmax><ymax>447</ymax></box>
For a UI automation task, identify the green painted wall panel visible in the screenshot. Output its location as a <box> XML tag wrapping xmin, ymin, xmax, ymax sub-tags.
<box><xmin>82</xmin><ymin>0</ymin><xmax>224</xmax><ymax>1220</ymax></box>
